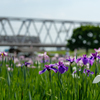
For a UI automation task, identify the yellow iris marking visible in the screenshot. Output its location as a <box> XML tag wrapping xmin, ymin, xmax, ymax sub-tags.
<box><xmin>1</xmin><ymin>53</ymin><xmax>4</xmax><ymax>56</ymax></box>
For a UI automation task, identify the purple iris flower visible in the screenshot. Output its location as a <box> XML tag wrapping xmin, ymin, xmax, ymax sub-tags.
<box><xmin>25</xmin><ymin>62</ymin><xmax>31</xmax><ymax>66</ymax></box>
<box><xmin>0</xmin><ymin>52</ymin><xmax>8</xmax><ymax>57</ymax></box>
<box><xmin>39</xmin><ymin>64</ymin><xmax>58</xmax><ymax>74</ymax></box>
<box><xmin>82</xmin><ymin>55</ymin><xmax>88</xmax><ymax>65</ymax></box>
<box><xmin>75</xmin><ymin>57</ymin><xmax>82</xmax><ymax>63</ymax></box>
<box><xmin>57</xmin><ymin>61</ymin><xmax>68</xmax><ymax>74</ymax></box>
<box><xmin>97</xmin><ymin>55</ymin><xmax>100</xmax><ymax>60</ymax></box>
<box><xmin>92</xmin><ymin>52</ymin><xmax>98</xmax><ymax>59</ymax></box>
<box><xmin>73</xmin><ymin>70</ymin><xmax>77</xmax><ymax>74</ymax></box>
<box><xmin>88</xmin><ymin>56</ymin><xmax>94</xmax><ymax>66</ymax></box>
<box><xmin>73</xmin><ymin>69</ymin><xmax>81</xmax><ymax>74</ymax></box>
<box><xmin>22</xmin><ymin>62</ymin><xmax>31</xmax><ymax>67</ymax></box>
<box><xmin>91</xmin><ymin>52</ymin><xmax>100</xmax><ymax>60</ymax></box>
<box><xmin>41</xmin><ymin>59</ymin><xmax>49</xmax><ymax>63</ymax></box>
<box><xmin>66</xmin><ymin>57</ymin><xmax>75</xmax><ymax>63</ymax></box>
<box><xmin>83</xmin><ymin>68</ymin><xmax>94</xmax><ymax>76</ymax></box>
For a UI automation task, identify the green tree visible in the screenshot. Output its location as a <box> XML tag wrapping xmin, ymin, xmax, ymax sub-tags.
<box><xmin>67</xmin><ymin>25</ymin><xmax>100</xmax><ymax>54</ymax></box>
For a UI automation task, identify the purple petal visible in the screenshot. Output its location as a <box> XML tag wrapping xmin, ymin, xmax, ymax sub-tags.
<box><xmin>39</xmin><ymin>68</ymin><xmax>47</xmax><ymax>74</ymax></box>
<box><xmin>89</xmin><ymin>60</ymin><xmax>94</xmax><ymax>66</ymax></box>
<box><xmin>92</xmin><ymin>52</ymin><xmax>97</xmax><ymax>59</ymax></box>
<box><xmin>21</xmin><ymin>64</ymin><xmax>25</xmax><ymax>67</ymax></box>
<box><xmin>87</xmin><ymin>69</ymin><xmax>90</xmax><ymax>74</ymax></box>
<box><xmin>83</xmin><ymin>68</ymin><xmax>86</xmax><ymax>73</ymax></box>
<box><xmin>82</xmin><ymin>58</ymin><xmax>88</xmax><ymax>65</ymax></box>
<box><xmin>25</xmin><ymin>62</ymin><xmax>31</xmax><ymax>66</ymax></box>
<box><xmin>97</xmin><ymin>55</ymin><xmax>100</xmax><ymax>59</ymax></box>
<box><xmin>65</xmin><ymin>67</ymin><xmax>68</xmax><ymax>71</ymax></box>
<box><xmin>66</xmin><ymin>58</ymin><xmax>75</xmax><ymax>63</ymax></box>
<box><xmin>87</xmin><ymin>69</ymin><xmax>90</xmax><ymax>72</ymax></box>
<box><xmin>66</xmin><ymin>59</ymin><xmax>70</xmax><ymax>62</ymax></box>
<box><xmin>88</xmin><ymin>56</ymin><xmax>94</xmax><ymax>66</ymax></box>
<box><xmin>50</xmin><ymin>67</ymin><xmax>58</xmax><ymax>73</ymax></box>
<box><xmin>73</xmin><ymin>70</ymin><xmax>76</xmax><ymax>74</ymax></box>
<box><xmin>91</xmin><ymin>72</ymin><xmax>94</xmax><ymax>74</ymax></box>
<box><xmin>49</xmin><ymin>64</ymin><xmax>55</xmax><ymax>67</ymax></box>
<box><xmin>76</xmin><ymin>57</ymin><xmax>82</xmax><ymax>63</ymax></box>
<box><xmin>58</xmin><ymin>61</ymin><xmax>64</xmax><ymax>66</ymax></box>
<box><xmin>58</xmin><ymin>66</ymin><xmax>66</xmax><ymax>74</ymax></box>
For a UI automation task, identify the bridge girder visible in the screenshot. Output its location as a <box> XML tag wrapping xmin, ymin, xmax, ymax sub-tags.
<box><xmin>0</xmin><ymin>17</ymin><xmax>100</xmax><ymax>47</ymax></box>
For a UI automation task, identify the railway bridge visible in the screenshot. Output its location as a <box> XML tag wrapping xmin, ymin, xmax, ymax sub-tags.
<box><xmin>0</xmin><ymin>17</ymin><xmax>100</xmax><ymax>53</ymax></box>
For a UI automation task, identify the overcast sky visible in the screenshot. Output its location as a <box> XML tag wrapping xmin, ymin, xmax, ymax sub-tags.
<box><xmin>0</xmin><ymin>0</ymin><xmax>100</xmax><ymax>51</ymax></box>
<box><xmin>0</xmin><ymin>0</ymin><xmax>100</xmax><ymax>22</ymax></box>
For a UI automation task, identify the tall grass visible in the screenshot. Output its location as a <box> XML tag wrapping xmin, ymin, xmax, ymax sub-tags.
<box><xmin>0</xmin><ymin>54</ymin><xmax>100</xmax><ymax>100</ymax></box>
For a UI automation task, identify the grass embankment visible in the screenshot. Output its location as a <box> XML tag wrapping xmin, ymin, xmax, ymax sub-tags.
<box><xmin>39</xmin><ymin>49</ymin><xmax>95</xmax><ymax>57</ymax></box>
<box><xmin>0</xmin><ymin>55</ymin><xmax>100</xmax><ymax>100</ymax></box>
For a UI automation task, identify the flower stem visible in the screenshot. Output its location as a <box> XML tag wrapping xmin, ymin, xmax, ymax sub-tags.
<box><xmin>49</xmin><ymin>70</ymin><xmax>51</xmax><ymax>82</ymax></box>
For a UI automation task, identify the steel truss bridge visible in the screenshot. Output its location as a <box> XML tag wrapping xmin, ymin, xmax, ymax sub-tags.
<box><xmin>0</xmin><ymin>17</ymin><xmax>100</xmax><ymax>47</ymax></box>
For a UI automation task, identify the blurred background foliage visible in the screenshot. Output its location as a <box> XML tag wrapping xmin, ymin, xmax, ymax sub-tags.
<box><xmin>67</xmin><ymin>25</ymin><xmax>100</xmax><ymax>54</ymax></box>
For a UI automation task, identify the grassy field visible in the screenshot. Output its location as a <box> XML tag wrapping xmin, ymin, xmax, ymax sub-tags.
<box><xmin>0</xmin><ymin>51</ymin><xmax>100</xmax><ymax>100</ymax></box>
<box><xmin>40</xmin><ymin>49</ymin><xmax>95</xmax><ymax>57</ymax></box>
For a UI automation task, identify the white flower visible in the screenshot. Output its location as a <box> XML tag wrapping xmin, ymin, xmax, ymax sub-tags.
<box><xmin>38</xmin><ymin>52</ymin><xmax>49</xmax><ymax>59</ymax></box>
<box><xmin>64</xmin><ymin>62</ymin><xmax>70</xmax><ymax>66</ymax></box>
<box><xmin>55</xmin><ymin>53</ymin><xmax>59</xmax><ymax>58</ymax></box>
<box><xmin>73</xmin><ymin>66</ymin><xmax>77</xmax><ymax>71</ymax></box>
<box><xmin>94</xmin><ymin>48</ymin><xmax>100</xmax><ymax>54</ymax></box>
<box><xmin>16</xmin><ymin>63</ymin><xmax>21</xmax><ymax>67</ymax></box>
<box><xmin>93</xmin><ymin>75</ymin><xmax>100</xmax><ymax>83</ymax></box>
<box><xmin>72</xmin><ymin>73</ymin><xmax>80</xmax><ymax>78</ymax></box>
<box><xmin>7</xmin><ymin>67</ymin><xmax>13</xmax><ymax>71</ymax></box>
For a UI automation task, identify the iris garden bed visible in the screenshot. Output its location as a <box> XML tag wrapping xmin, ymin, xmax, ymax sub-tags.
<box><xmin>0</xmin><ymin>50</ymin><xmax>100</xmax><ymax>100</ymax></box>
